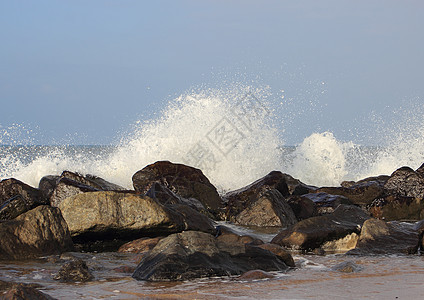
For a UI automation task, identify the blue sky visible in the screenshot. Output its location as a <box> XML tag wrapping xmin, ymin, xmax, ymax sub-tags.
<box><xmin>1</xmin><ymin>0</ymin><xmax>423</xmax><ymax>145</ymax></box>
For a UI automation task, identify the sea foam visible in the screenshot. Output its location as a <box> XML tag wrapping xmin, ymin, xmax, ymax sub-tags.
<box><xmin>1</xmin><ymin>85</ymin><xmax>424</xmax><ymax>192</ymax></box>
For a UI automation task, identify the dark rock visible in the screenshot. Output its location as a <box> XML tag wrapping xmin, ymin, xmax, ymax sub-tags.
<box><xmin>230</xmin><ymin>189</ymin><xmax>297</xmax><ymax>227</ymax></box>
<box><xmin>294</xmin><ymin>192</ymin><xmax>352</xmax><ymax>215</ymax></box>
<box><xmin>384</xmin><ymin>166</ymin><xmax>424</xmax><ymax>199</ymax></box>
<box><xmin>256</xmin><ymin>243</ymin><xmax>295</xmax><ymax>267</ymax></box>
<box><xmin>347</xmin><ymin>218</ymin><xmax>420</xmax><ymax>255</ymax></box>
<box><xmin>43</xmin><ymin>171</ymin><xmax>125</xmax><ymax>207</ymax></box>
<box><xmin>238</xmin><ymin>270</ymin><xmax>274</xmax><ymax>280</ymax></box>
<box><xmin>49</xmin><ymin>177</ymin><xmax>99</xmax><ymax>207</ymax></box>
<box><xmin>0</xmin><ymin>283</ymin><xmax>56</xmax><ymax>300</ymax></box>
<box><xmin>368</xmin><ymin>195</ymin><xmax>424</xmax><ymax>221</ymax></box>
<box><xmin>132</xmin><ymin>231</ymin><xmax>289</xmax><ymax>281</ymax></box>
<box><xmin>416</xmin><ymin>163</ymin><xmax>424</xmax><ymax>174</ymax></box>
<box><xmin>54</xmin><ymin>259</ymin><xmax>94</xmax><ymax>282</ymax></box>
<box><xmin>58</xmin><ymin>191</ymin><xmax>215</xmax><ymax>242</ymax></box>
<box><xmin>145</xmin><ymin>182</ymin><xmax>208</xmax><ymax>216</ymax></box>
<box><xmin>278</xmin><ymin>173</ymin><xmax>317</xmax><ymax>195</ymax></box>
<box><xmin>317</xmin><ymin>178</ymin><xmax>385</xmax><ymax>206</ymax></box>
<box><xmin>331</xmin><ymin>261</ymin><xmax>363</xmax><ymax>273</ymax></box>
<box><xmin>341</xmin><ymin>175</ymin><xmax>389</xmax><ymax>188</ymax></box>
<box><xmin>132</xmin><ymin>161</ymin><xmax>223</xmax><ymax>217</ymax></box>
<box><xmin>271</xmin><ymin>205</ymin><xmax>369</xmax><ymax>251</ymax></box>
<box><xmin>0</xmin><ymin>178</ymin><xmax>45</xmax><ymax>219</ymax></box>
<box><xmin>0</xmin><ymin>205</ymin><xmax>74</xmax><ymax>260</ymax></box>
<box><xmin>223</xmin><ymin>172</ymin><xmax>298</xmax><ymax>226</ymax></box>
<box><xmin>38</xmin><ymin>175</ymin><xmax>60</xmax><ymax>201</ymax></box>
<box><xmin>216</xmin><ymin>226</ymin><xmax>263</xmax><ymax>256</ymax></box>
<box><xmin>286</xmin><ymin>195</ymin><xmax>317</xmax><ymax>220</ymax></box>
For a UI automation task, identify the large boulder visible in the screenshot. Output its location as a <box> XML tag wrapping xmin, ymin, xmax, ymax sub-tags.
<box><xmin>57</xmin><ymin>191</ymin><xmax>215</xmax><ymax>242</ymax></box>
<box><xmin>347</xmin><ymin>218</ymin><xmax>420</xmax><ymax>255</ymax></box>
<box><xmin>132</xmin><ymin>161</ymin><xmax>223</xmax><ymax>217</ymax></box>
<box><xmin>0</xmin><ymin>205</ymin><xmax>74</xmax><ymax>260</ymax></box>
<box><xmin>286</xmin><ymin>195</ymin><xmax>317</xmax><ymax>220</ymax></box>
<box><xmin>384</xmin><ymin>166</ymin><xmax>424</xmax><ymax>199</ymax></box>
<box><xmin>41</xmin><ymin>171</ymin><xmax>125</xmax><ymax>207</ymax></box>
<box><xmin>0</xmin><ymin>178</ymin><xmax>46</xmax><ymax>220</ymax></box>
<box><xmin>271</xmin><ymin>205</ymin><xmax>369</xmax><ymax>251</ymax></box>
<box><xmin>317</xmin><ymin>177</ymin><xmax>386</xmax><ymax>207</ymax></box>
<box><xmin>367</xmin><ymin>195</ymin><xmax>424</xmax><ymax>221</ymax></box>
<box><xmin>223</xmin><ymin>172</ymin><xmax>297</xmax><ymax>226</ymax></box>
<box><xmin>291</xmin><ymin>192</ymin><xmax>352</xmax><ymax>216</ymax></box>
<box><xmin>230</xmin><ymin>189</ymin><xmax>297</xmax><ymax>227</ymax></box>
<box><xmin>132</xmin><ymin>231</ymin><xmax>290</xmax><ymax>281</ymax></box>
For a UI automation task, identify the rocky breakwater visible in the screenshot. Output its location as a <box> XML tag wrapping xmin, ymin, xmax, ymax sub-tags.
<box><xmin>2</xmin><ymin>159</ymin><xmax>424</xmax><ymax>296</ymax></box>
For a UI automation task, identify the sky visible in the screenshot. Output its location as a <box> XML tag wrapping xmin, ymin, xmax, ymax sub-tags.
<box><xmin>1</xmin><ymin>0</ymin><xmax>423</xmax><ymax>145</ymax></box>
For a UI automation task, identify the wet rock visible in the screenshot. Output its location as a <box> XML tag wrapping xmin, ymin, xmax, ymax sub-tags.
<box><xmin>132</xmin><ymin>231</ymin><xmax>289</xmax><ymax>281</ymax></box>
<box><xmin>0</xmin><ymin>205</ymin><xmax>74</xmax><ymax>260</ymax></box>
<box><xmin>294</xmin><ymin>192</ymin><xmax>352</xmax><ymax>215</ymax></box>
<box><xmin>384</xmin><ymin>166</ymin><xmax>424</xmax><ymax>199</ymax></box>
<box><xmin>317</xmin><ymin>178</ymin><xmax>385</xmax><ymax>206</ymax></box>
<box><xmin>271</xmin><ymin>205</ymin><xmax>369</xmax><ymax>251</ymax></box>
<box><xmin>223</xmin><ymin>172</ymin><xmax>297</xmax><ymax>227</ymax></box>
<box><xmin>118</xmin><ymin>237</ymin><xmax>163</xmax><ymax>253</ymax></box>
<box><xmin>0</xmin><ymin>178</ymin><xmax>45</xmax><ymax>219</ymax></box>
<box><xmin>216</xmin><ymin>226</ymin><xmax>263</xmax><ymax>256</ymax></box>
<box><xmin>146</xmin><ymin>182</ymin><xmax>209</xmax><ymax>216</ymax></box>
<box><xmin>58</xmin><ymin>191</ymin><xmax>215</xmax><ymax>242</ymax></box>
<box><xmin>331</xmin><ymin>261</ymin><xmax>362</xmax><ymax>273</ymax></box>
<box><xmin>321</xmin><ymin>233</ymin><xmax>359</xmax><ymax>253</ymax></box>
<box><xmin>256</xmin><ymin>243</ymin><xmax>295</xmax><ymax>267</ymax></box>
<box><xmin>278</xmin><ymin>172</ymin><xmax>317</xmax><ymax>195</ymax></box>
<box><xmin>230</xmin><ymin>189</ymin><xmax>297</xmax><ymax>227</ymax></box>
<box><xmin>54</xmin><ymin>259</ymin><xmax>94</xmax><ymax>282</ymax></box>
<box><xmin>132</xmin><ymin>161</ymin><xmax>223</xmax><ymax>217</ymax></box>
<box><xmin>286</xmin><ymin>195</ymin><xmax>317</xmax><ymax>220</ymax></box>
<box><xmin>368</xmin><ymin>195</ymin><xmax>424</xmax><ymax>221</ymax></box>
<box><xmin>347</xmin><ymin>218</ymin><xmax>420</xmax><ymax>255</ymax></box>
<box><xmin>0</xmin><ymin>283</ymin><xmax>56</xmax><ymax>300</ymax></box>
<box><xmin>43</xmin><ymin>171</ymin><xmax>125</xmax><ymax>207</ymax></box>
<box><xmin>238</xmin><ymin>270</ymin><xmax>275</xmax><ymax>280</ymax></box>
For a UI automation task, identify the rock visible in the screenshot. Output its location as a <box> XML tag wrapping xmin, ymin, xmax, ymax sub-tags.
<box><xmin>132</xmin><ymin>161</ymin><xmax>223</xmax><ymax>217</ymax></box>
<box><xmin>58</xmin><ymin>191</ymin><xmax>215</xmax><ymax>242</ymax></box>
<box><xmin>216</xmin><ymin>226</ymin><xmax>263</xmax><ymax>256</ymax></box>
<box><xmin>384</xmin><ymin>166</ymin><xmax>424</xmax><ymax>199</ymax></box>
<box><xmin>145</xmin><ymin>182</ymin><xmax>208</xmax><ymax>216</ymax></box>
<box><xmin>286</xmin><ymin>195</ymin><xmax>317</xmax><ymax>220</ymax></box>
<box><xmin>118</xmin><ymin>237</ymin><xmax>163</xmax><ymax>253</ymax></box>
<box><xmin>271</xmin><ymin>205</ymin><xmax>369</xmax><ymax>251</ymax></box>
<box><xmin>223</xmin><ymin>172</ymin><xmax>298</xmax><ymax>227</ymax></box>
<box><xmin>278</xmin><ymin>172</ymin><xmax>317</xmax><ymax>195</ymax></box>
<box><xmin>43</xmin><ymin>171</ymin><xmax>125</xmax><ymax>207</ymax></box>
<box><xmin>0</xmin><ymin>205</ymin><xmax>74</xmax><ymax>260</ymax></box>
<box><xmin>293</xmin><ymin>193</ymin><xmax>352</xmax><ymax>215</ymax></box>
<box><xmin>256</xmin><ymin>243</ymin><xmax>295</xmax><ymax>267</ymax></box>
<box><xmin>132</xmin><ymin>231</ymin><xmax>289</xmax><ymax>281</ymax></box>
<box><xmin>0</xmin><ymin>283</ymin><xmax>56</xmax><ymax>300</ymax></box>
<box><xmin>368</xmin><ymin>195</ymin><xmax>424</xmax><ymax>221</ymax></box>
<box><xmin>341</xmin><ymin>175</ymin><xmax>389</xmax><ymax>188</ymax></box>
<box><xmin>331</xmin><ymin>261</ymin><xmax>362</xmax><ymax>273</ymax></box>
<box><xmin>321</xmin><ymin>233</ymin><xmax>359</xmax><ymax>253</ymax></box>
<box><xmin>238</xmin><ymin>270</ymin><xmax>275</xmax><ymax>280</ymax></box>
<box><xmin>230</xmin><ymin>189</ymin><xmax>297</xmax><ymax>227</ymax></box>
<box><xmin>0</xmin><ymin>178</ymin><xmax>45</xmax><ymax>219</ymax></box>
<box><xmin>317</xmin><ymin>178</ymin><xmax>385</xmax><ymax>206</ymax></box>
<box><xmin>347</xmin><ymin>218</ymin><xmax>420</xmax><ymax>255</ymax></box>
<box><xmin>54</xmin><ymin>259</ymin><xmax>94</xmax><ymax>282</ymax></box>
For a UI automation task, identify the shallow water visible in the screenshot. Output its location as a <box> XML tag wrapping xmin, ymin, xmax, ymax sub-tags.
<box><xmin>1</xmin><ymin>252</ymin><xmax>423</xmax><ymax>299</ymax></box>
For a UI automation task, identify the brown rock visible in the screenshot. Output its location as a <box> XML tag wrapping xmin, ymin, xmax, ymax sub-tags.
<box><xmin>348</xmin><ymin>218</ymin><xmax>420</xmax><ymax>255</ymax></box>
<box><xmin>118</xmin><ymin>237</ymin><xmax>163</xmax><ymax>253</ymax></box>
<box><xmin>0</xmin><ymin>283</ymin><xmax>56</xmax><ymax>300</ymax></box>
<box><xmin>286</xmin><ymin>195</ymin><xmax>317</xmax><ymax>220</ymax></box>
<box><xmin>54</xmin><ymin>259</ymin><xmax>93</xmax><ymax>282</ymax></box>
<box><xmin>256</xmin><ymin>243</ymin><xmax>295</xmax><ymax>267</ymax></box>
<box><xmin>0</xmin><ymin>205</ymin><xmax>74</xmax><ymax>260</ymax></box>
<box><xmin>0</xmin><ymin>178</ymin><xmax>45</xmax><ymax>219</ymax></box>
<box><xmin>271</xmin><ymin>205</ymin><xmax>369</xmax><ymax>251</ymax></box>
<box><xmin>132</xmin><ymin>161</ymin><xmax>223</xmax><ymax>217</ymax></box>
<box><xmin>384</xmin><ymin>166</ymin><xmax>424</xmax><ymax>199</ymax></box>
<box><xmin>368</xmin><ymin>195</ymin><xmax>424</xmax><ymax>221</ymax></box>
